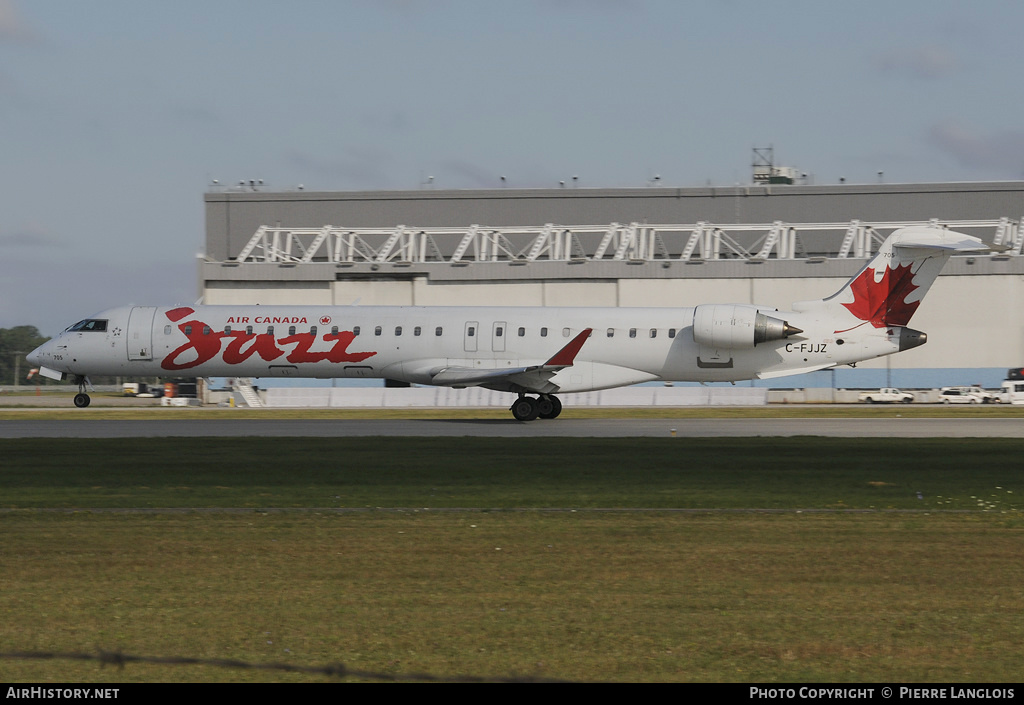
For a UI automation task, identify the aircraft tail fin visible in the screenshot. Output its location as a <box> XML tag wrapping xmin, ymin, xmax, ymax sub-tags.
<box><xmin>794</xmin><ymin>226</ymin><xmax>987</xmax><ymax>333</ymax></box>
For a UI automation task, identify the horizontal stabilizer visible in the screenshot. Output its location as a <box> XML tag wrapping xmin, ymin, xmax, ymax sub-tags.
<box><xmin>889</xmin><ymin>226</ymin><xmax>987</xmax><ymax>252</ymax></box>
<box><xmin>757</xmin><ymin>364</ymin><xmax>834</xmax><ymax>380</ymax></box>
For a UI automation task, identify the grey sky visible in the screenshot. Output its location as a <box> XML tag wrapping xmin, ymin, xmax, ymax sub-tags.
<box><xmin>3</xmin><ymin>0</ymin><xmax>1024</xmax><ymax>334</ymax></box>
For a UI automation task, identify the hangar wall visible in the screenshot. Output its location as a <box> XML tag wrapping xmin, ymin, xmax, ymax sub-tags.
<box><xmin>205</xmin><ymin>181</ymin><xmax>1024</xmax><ymax>261</ymax></box>
<box><xmin>202</xmin><ymin>182</ymin><xmax>1024</xmax><ymax>387</ymax></box>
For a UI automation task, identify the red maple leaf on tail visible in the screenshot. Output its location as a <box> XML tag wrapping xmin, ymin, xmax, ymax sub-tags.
<box><xmin>841</xmin><ymin>262</ymin><xmax>920</xmax><ymax>328</ymax></box>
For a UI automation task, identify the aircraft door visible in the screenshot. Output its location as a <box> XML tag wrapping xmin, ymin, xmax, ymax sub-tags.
<box><xmin>464</xmin><ymin>321</ymin><xmax>479</xmax><ymax>352</ymax></box>
<box><xmin>492</xmin><ymin>321</ymin><xmax>506</xmax><ymax>352</ymax></box>
<box><xmin>126</xmin><ymin>307</ymin><xmax>157</xmax><ymax>361</ymax></box>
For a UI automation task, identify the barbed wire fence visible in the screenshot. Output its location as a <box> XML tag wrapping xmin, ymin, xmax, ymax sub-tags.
<box><xmin>1</xmin><ymin>650</ymin><xmax>571</xmax><ymax>683</ymax></box>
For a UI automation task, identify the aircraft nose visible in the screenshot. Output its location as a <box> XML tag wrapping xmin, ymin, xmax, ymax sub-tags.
<box><xmin>26</xmin><ymin>343</ymin><xmax>45</xmax><ymax>367</ymax></box>
<box><xmin>27</xmin><ymin>338</ymin><xmax>59</xmax><ymax>369</ymax></box>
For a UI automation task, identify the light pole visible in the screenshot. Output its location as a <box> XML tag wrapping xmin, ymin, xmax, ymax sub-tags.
<box><xmin>11</xmin><ymin>351</ymin><xmax>23</xmax><ymax>388</ymax></box>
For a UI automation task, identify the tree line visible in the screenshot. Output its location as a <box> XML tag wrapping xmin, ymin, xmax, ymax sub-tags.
<box><xmin>0</xmin><ymin>326</ymin><xmax>50</xmax><ymax>386</ymax></box>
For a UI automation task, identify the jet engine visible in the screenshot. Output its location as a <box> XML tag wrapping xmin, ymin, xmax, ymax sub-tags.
<box><xmin>692</xmin><ymin>304</ymin><xmax>802</xmax><ymax>349</ymax></box>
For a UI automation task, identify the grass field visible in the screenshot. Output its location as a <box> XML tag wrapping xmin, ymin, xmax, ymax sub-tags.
<box><xmin>2</xmin><ymin>437</ymin><xmax>1023</xmax><ymax>682</ymax></box>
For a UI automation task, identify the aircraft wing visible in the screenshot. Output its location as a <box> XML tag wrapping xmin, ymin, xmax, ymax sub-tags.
<box><xmin>430</xmin><ymin>328</ymin><xmax>592</xmax><ymax>389</ymax></box>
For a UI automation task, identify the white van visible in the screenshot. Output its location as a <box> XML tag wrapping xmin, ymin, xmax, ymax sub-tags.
<box><xmin>998</xmin><ymin>368</ymin><xmax>1024</xmax><ymax>405</ymax></box>
<box><xmin>1000</xmin><ymin>380</ymin><xmax>1024</xmax><ymax>405</ymax></box>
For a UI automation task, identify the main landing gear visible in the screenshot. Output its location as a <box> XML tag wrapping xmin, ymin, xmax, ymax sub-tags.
<box><xmin>73</xmin><ymin>375</ymin><xmax>91</xmax><ymax>408</ymax></box>
<box><xmin>510</xmin><ymin>394</ymin><xmax>562</xmax><ymax>421</ymax></box>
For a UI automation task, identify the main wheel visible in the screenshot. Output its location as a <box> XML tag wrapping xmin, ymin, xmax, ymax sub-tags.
<box><xmin>74</xmin><ymin>393</ymin><xmax>91</xmax><ymax>408</ymax></box>
<box><xmin>537</xmin><ymin>395</ymin><xmax>562</xmax><ymax>419</ymax></box>
<box><xmin>510</xmin><ymin>397</ymin><xmax>540</xmax><ymax>421</ymax></box>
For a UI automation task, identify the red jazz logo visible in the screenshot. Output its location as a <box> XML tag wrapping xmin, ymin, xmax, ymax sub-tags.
<box><xmin>160</xmin><ymin>307</ymin><xmax>375</xmax><ymax>371</ymax></box>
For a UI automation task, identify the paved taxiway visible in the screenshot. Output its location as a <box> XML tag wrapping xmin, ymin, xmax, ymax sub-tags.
<box><xmin>1</xmin><ymin>418</ymin><xmax>1022</xmax><ymax>438</ymax></box>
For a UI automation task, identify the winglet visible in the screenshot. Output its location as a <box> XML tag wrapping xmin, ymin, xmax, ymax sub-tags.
<box><xmin>544</xmin><ymin>328</ymin><xmax>592</xmax><ymax>367</ymax></box>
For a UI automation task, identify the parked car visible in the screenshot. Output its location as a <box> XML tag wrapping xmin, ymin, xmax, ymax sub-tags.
<box><xmin>858</xmin><ymin>388</ymin><xmax>914</xmax><ymax>404</ymax></box>
<box><xmin>939</xmin><ymin>386</ymin><xmax>994</xmax><ymax>404</ymax></box>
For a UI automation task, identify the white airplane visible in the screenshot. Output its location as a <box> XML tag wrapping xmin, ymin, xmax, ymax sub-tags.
<box><xmin>28</xmin><ymin>226</ymin><xmax>985</xmax><ymax>420</ymax></box>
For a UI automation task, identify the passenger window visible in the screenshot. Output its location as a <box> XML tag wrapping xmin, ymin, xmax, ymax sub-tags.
<box><xmin>435</xmin><ymin>327</ymin><xmax>443</xmax><ymax>336</ymax></box>
<box><xmin>375</xmin><ymin>326</ymin><xmax>382</xmax><ymax>336</ymax></box>
<box><xmin>607</xmin><ymin>328</ymin><xmax>614</xmax><ymax>338</ymax></box>
<box><xmin>541</xmin><ymin>327</ymin><xmax>548</xmax><ymax>337</ymax></box>
<box><xmin>352</xmin><ymin>326</ymin><xmax>359</xmax><ymax>336</ymax></box>
<box><xmin>650</xmin><ymin>329</ymin><xmax>657</xmax><ymax>338</ymax></box>
<box><xmin>518</xmin><ymin>327</ymin><xmax>525</xmax><ymax>337</ymax></box>
<box><xmin>563</xmin><ymin>328</ymin><xmax>571</xmax><ymax>337</ymax></box>
<box><xmin>224</xmin><ymin>326</ymin><xmax>231</xmax><ymax>334</ymax></box>
<box><xmin>629</xmin><ymin>328</ymin><xmax>637</xmax><ymax>338</ymax></box>
<box><xmin>310</xmin><ymin>326</ymin><xmax>317</xmax><ymax>336</ymax></box>
<box><xmin>184</xmin><ymin>325</ymin><xmax>192</xmax><ymax>336</ymax></box>
<box><xmin>395</xmin><ymin>326</ymin><xmax>402</xmax><ymax>336</ymax></box>
<box><xmin>331</xmin><ymin>326</ymin><xmax>338</xmax><ymax>335</ymax></box>
<box><xmin>668</xmin><ymin>328</ymin><xmax>676</xmax><ymax>338</ymax></box>
<box><xmin>468</xmin><ymin>326</ymin><xmax>475</xmax><ymax>337</ymax></box>
<box><xmin>414</xmin><ymin>326</ymin><xmax>421</xmax><ymax>336</ymax></box>
<box><xmin>164</xmin><ymin>325</ymin><xmax>171</xmax><ymax>335</ymax></box>
<box><xmin>203</xmin><ymin>326</ymin><xmax>211</xmax><ymax>335</ymax></box>
<box><xmin>288</xmin><ymin>326</ymin><xmax>296</xmax><ymax>335</ymax></box>
<box><xmin>267</xmin><ymin>326</ymin><xmax>274</xmax><ymax>336</ymax></box>
<box><xmin>496</xmin><ymin>327</ymin><xmax>503</xmax><ymax>337</ymax></box>
<box><xmin>246</xmin><ymin>326</ymin><xmax>253</xmax><ymax>335</ymax></box>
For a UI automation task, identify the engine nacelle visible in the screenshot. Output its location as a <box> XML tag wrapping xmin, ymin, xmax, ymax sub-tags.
<box><xmin>692</xmin><ymin>304</ymin><xmax>801</xmax><ymax>349</ymax></box>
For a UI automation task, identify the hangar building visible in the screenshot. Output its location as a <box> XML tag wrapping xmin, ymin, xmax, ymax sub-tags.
<box><xmin>202</xmin><ymin>181</ymin><xmax>1024</xmax><ymax>388</ymax></box>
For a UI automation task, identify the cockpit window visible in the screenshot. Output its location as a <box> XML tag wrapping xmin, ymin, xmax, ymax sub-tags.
<box><xmin>67</xmin><ymin>319</ymin><xmax>108</xmax><ymax>332</ymax></box>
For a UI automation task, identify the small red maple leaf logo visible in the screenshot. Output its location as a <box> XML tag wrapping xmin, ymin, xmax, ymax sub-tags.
<box><xmin>840</xmin><ymin>262</ymin><xmax>921</xmax><ymax>329</ymax></box>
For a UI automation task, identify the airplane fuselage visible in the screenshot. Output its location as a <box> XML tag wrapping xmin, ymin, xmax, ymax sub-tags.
<box><xmin>31</xmin><ymin>303</ymin><xmax>906</xmax><ymax>393</ymax></box>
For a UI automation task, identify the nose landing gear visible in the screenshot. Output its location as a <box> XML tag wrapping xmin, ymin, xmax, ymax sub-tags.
<box><xmin>72</xmin><ymin>375</ymin><xmax>91</xmax><ymax>408</ymax></box>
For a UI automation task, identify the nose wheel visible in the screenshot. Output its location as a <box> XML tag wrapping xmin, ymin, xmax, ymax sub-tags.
<box><xmin>510</xmin><ymin>394</ymin><xmax>562</xmax><ymax>421</ymax></box>
<box><xmin>72</xmin><ymin>375</ymin><xmax>92</xmax><ymax>408</ymax></box>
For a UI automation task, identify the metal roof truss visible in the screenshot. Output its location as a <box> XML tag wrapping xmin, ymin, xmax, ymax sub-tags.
<box><xmin>229</xmin><ymin>218</ymin><xmax>1021</xmax><ymax>265</ymax></box>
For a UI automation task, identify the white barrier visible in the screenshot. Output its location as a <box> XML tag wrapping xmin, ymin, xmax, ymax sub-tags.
<box><xmin>264</xmin><ymin>386</ymin><xmax>767</xmax><ymax>408</ymax></box>
<box><xmin>160</xmin><ymin>396</ymin><xmax>202</xmax><ymax>407</ymax></box>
